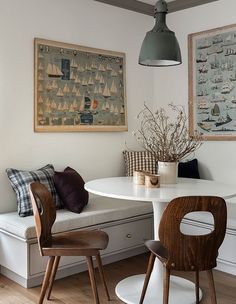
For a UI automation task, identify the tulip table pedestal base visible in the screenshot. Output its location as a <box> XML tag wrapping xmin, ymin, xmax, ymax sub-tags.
<box><xmin>116</xmin><ymin>273</ymin><xmax>201</xmax><ymax>304</ymax></box>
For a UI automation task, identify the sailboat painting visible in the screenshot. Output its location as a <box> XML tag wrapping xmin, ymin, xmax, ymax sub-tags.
<box><xmin>34</xmin><ymin>38</ymin><xmax>127</xmax><ymax>132</ymax></box>
<box><xmin>189</xmin><ymin>23</ymin><xmax>236</xmax><ymax>140</ymax></box>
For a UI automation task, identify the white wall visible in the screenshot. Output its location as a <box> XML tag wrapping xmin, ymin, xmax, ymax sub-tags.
<box><xmin>153</xmin><ymin>0</ymin><xmax>236</xmax><ymax>185</ymax></box>
<box><xmin>0</xmin><ymin>0</ymin><xmax>153</xmax><ymax>212</ymax></box>
<box><xmin>2</xmin><ymin>0</ymin><xmax>234</xmax><ymax>214</ymax></box>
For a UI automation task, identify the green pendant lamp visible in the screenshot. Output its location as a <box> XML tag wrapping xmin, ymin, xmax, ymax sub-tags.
<box><xmin>139</xmin><ymin>0</ymin><xmax>182</xmax><ymax>67</ymax></box>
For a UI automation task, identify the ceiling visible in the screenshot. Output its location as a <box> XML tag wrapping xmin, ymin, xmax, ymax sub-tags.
<box><xmin>94</xmin><ymin>0</ymin><xmax>219</xmax><ymax>15</ymax></box>
<box><xmin>140</xmin><ymin>0</ymin><xmax>174</xmax><ymax>4</ymax></box>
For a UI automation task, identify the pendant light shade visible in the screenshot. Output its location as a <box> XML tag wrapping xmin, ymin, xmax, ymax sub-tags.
<box><xmin>139</xmin><ymin>0</ymin><xmax>182</xmax><ymax>67</ymax></box>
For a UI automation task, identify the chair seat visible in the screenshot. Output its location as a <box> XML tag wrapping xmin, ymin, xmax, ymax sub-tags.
<box><xmin>42</xmin><ymin>229</ymin><xmax>109</xmax><ymax>256</ymax></box>
<box><xmin>145</xmin><ymin>240</ymin><xmax>168</xmax><ymax>264</ymax></box>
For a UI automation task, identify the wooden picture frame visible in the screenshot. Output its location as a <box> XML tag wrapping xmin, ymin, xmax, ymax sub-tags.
<box><xmin>188</xmin><ymin>23</ymin><xmax>236</xmax><ymax>140</ymax></box>
<box><xmin>34</xmin><ymin>38</ymin><xmax>127</xmax><ymax>132</ymax></box>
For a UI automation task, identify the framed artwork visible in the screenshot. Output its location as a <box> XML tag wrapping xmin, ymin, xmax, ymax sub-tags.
<box><xmin>189</xmin><ymin>23</ymin><xmax>236</xmax><ymax>140</ymax></box>
<box><xmin>34</xmin><ymin>38</ymin><xmax>127</xmax><ymax>132</ymax></box>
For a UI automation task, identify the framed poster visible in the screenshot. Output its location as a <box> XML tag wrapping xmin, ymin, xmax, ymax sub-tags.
<box><xmin>34</xmin><ymin>38</ymin><xmax>127</xmax><ymax>132</ymax></box>
<box><xmin>189</xmin><ymin>23</ymin><xmax>236</xmax><ymax>140</ymax></box>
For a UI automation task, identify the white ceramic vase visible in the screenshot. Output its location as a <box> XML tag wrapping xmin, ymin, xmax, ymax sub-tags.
<box><xmin>158</xmin><ymin>161</ymin><xmax>178</xmax><ymax>184</ymax></box>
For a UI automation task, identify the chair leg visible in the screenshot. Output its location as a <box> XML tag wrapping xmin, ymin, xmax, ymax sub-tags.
<box><xmin>86</xmin><ymin>256</ymin><xmax>100</xmax><ymax>304</ymax></box>
<box><xmin>206</xmin><ymin>269</ymin><xmax>217</xmax><ymax>304</ymax></box>
<box><xmin>47</xmin><ymin>256</ymin><xmax>61</xmax><ymax>300</ymax></box>
<box><xmin>96</xmin><ymin>253</ymin><xmax>110</xmax><ymax>301</ymax></box>
<box><xmin>39</xmin><ymin>256</ymin><xmax>55</xmax><ymax>304</ymax></box>
<box><xmin>195</xmin><ymin>271</ymin><xmax>200</xmax><ymax>304</ymax></box>
<box><xmin>139</xmin><ymin>252</ymin><xmax>155</xmax><ymax>304</ymax></box>
<box><xmin>163</xmin><ymin>267</ymin><xmax>170</xmax><ymax>304</ymax></box>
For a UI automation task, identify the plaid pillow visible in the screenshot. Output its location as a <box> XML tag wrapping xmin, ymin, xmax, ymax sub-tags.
<box><xmin>6</xmin><ymin>164</ymin><xmax>63</xmax><ymax>217</ymax></box>
<box><xmin>123</xmin><ymin>150</ymin><xmax>157</xmax><ymax>176</ymax></box>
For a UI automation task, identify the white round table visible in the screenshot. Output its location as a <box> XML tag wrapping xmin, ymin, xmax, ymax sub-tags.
<box><xmin>85</xmin><ymin>177</ymin><xmax>236</xmax><ymax>304</ymax></box>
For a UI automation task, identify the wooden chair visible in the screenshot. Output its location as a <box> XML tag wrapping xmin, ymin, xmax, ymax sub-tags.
<box><xmin>29</xmin><ymin>182</ymin><xmax>110</xmax><ymax>304</ymax></box>
<box><xmin>140</xmin><ymin>196</ymin><xmax>227</xmax><ymax>304</ymax></box>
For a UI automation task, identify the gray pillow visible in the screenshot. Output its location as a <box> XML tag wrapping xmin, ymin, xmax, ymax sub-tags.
<box><xmin>6</xmin><ymin>164</ymin><xmax>63</xmax><ymax>217</ymax></box>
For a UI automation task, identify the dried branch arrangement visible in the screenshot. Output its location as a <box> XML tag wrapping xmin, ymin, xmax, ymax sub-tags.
<box><xmin>133</xmin><ymin>104</ymin><xmax>202</xmax><ymax>162</ymax></box>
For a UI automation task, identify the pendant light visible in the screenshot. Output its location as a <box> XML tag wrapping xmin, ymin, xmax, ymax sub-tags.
<box><xmin>139</xmin><ymin>0</ymin><xmax>182</xmax><ymax>67</ymax></box>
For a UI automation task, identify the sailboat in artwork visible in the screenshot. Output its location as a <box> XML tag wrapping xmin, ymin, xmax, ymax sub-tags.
<box><xmin>47</xmin><ymin>63</ymin><xmax>63</xmax><ymax>77</ymax></box>
<box><xmin>51</xmin><ymin>99</ymin><xmax>57</xmax><ymax>110</ymax></box>
<box><xmin>110</xmin><ymin>103</ymin><xmax>115</xmax><ymax>113</ymax></box>
<box><xmin>69</xmin><ymin>103</ymin><xmax>75</xmax><ymax>113</ymax></box>
<box><xmin>70</xmin><ymin>71</ymin><xmax>76</xmax><ymax>80</ymax></box>
<box><xmin>114</xmin><ymin>106</ymin><xmax>119</xmax><ymax>115</ymax></box>
<box><xmin>88</xmin><ymin>76</ymin><xmax>94</xmax><ymax>85</ymax></box>
<box><xmin>51</xmin><ymin>80</ymin><xmax>58</xmax><ymax>90</ymax></box>
<box><xmin>85</xmin><ymin>63</ymin><xmax>92</xmax><ymax>71</ymax></box>
<box><xmin>98</xmin><ymin>64</ymin><xmax>106</xmax><ymax>72</ymax></box>
<box><xmin>70</xmin><ymin>58</ymin><xmax>78</xmax><ymax>68</ymax></box>
<box><xmin>103</xmin><ymin>83</ymin><xmax>111</xmax><ymax>98</ymax></box>
<box><xmin>38</xmin><ymin>96</ymin><xmax>44</xmax><ymax>104</ymax></box>
<box><xmin>82</xmin><ymin>78</ymin><xmax>88</xmax><ymax>86</ymax></box>
<box><xmin>38</xmin><ymin>62</ymin><xmax>44</xmax><ymax>70</ymax></box>
<box><xmin>76</xmin><ymin>88</ymin><xmax>81</xmax><ymax>97</ymax></box>
<box><xmin>120</xmin><ymin>105</ymin><xmax>125</xmax><ymax>114</ymax></box>
<box><xmin>100</xmin><ymin>75</ymin><xmax>105</xmax><ymax>85</ymax></box>
<box><xmin>72</xmin><ymin>85</ymin><xmax>77</xmax><ymax>94</ymax></box>
<box><xmin>111</xmin><ymin>69</ymin><xmax>118</xmax><ymax>77</ymax></box>
<box><xmin>62</xmin><ymin>101</ymin><xmax>69</xmax><ymax>112</ymax></box>
<box><xmin>45</xmin><ymin>100</ymin><xmax>51</xmax><ymax>113</ymax></box>
<box><xmin>56</xmin><ymin>88</ymin><xmax>64</xmax><ymax>97</ymax></box>
<box><xmin>91</xmin><ymin>62</ymin><xmax>98</xmax><ymax>70</ymax></box>
<box><xmin>74</xmin><ymin>75</ymin><xmax>81</xmax><ymax>84</ymax></box>
<box><xmin>38</xmin><ymin>73</ymin><xmax>44</xmax><ymax>80</ymax></box>
<box><xmin>63</xmin><ymin>83</ymin><xmax>70</xmax><ymax>94</ymax></box>
<box><xmin>38</xmin><ymin>83</ymin><xmax>43</xmax><ymax>92</ymax></box>
<box><xmin>78</xmin><ymin>64</ymin><xmax>85</xmax><ymax>72</ymax></box>
<box><xmin>102</xmin><ymin>102</ymin><xmax>106</xmax><ymax>111</ymax></box>
<box><xmin>58</xmin><ymin>102</ymin><xmax>63</xmax><ymax>111</ymax></box>
<box><xmin>95</xmin><ymin>72</ymin><xmax>100</xmax><ymax>81</ymax></box>
<box><xmin>94</xmin><ymin>86</ymin><xmax>99</xmax><ymax>94</ymax></box>
<box><xmin>46</xmin><ymin>81</ymin><xmax>52</xmax><ymax>91</ymax></box>
<box><xmin>106</xmin><ymin>64</ymin><xmax>112</xmax><ymax>71</ymax></box>
<box><xmin>110</xmin><ymin>80</ymin><xmax>118</xmax><ymax>94</ymax></box>
<box><xmin>72</xmin><ymin>99</ymin><xmax>78</xmax><ymax>111</ymax></box>
<box><xmin>98</xmin><ymin>86</ymin><xmax>103</xmax><ymax>94</ymax></box>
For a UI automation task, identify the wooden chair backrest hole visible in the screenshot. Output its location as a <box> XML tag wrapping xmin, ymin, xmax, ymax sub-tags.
<box><xmin>159</xmin><ymin>196</ymin><xmax>227</xmax><ymax>271</ymax></box>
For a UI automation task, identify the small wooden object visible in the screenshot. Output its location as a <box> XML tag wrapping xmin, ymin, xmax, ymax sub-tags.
<box><xmin>145</xmin><ymin>174</ymin><xmax>160</xmax><ymax>188</ymax></box>
<box><xmin>133</xmin><ymin>170</ymin><xmax>146</xmax><ymax>185</ymax></box>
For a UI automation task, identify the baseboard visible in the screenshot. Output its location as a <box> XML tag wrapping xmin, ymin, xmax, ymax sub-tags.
<box><xmin>216</xmin><ymin>258</ymin><xmax>236</xmax><ymax>276</ymax></box>
<box><xmin>1</xmin><ymin>246</ymin><xmax>148</xmax><ymax>288</ymax></box>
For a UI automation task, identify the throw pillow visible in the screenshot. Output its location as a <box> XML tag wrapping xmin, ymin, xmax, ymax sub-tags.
<box><xmin>178</xmin><ymin>158</ymin><xmax>200</xmax><ymax>179</ymax></box>
<box><xmin>123</xmin><ymin>150</ymin><xmax>157</xmax><ymax>176</ymax></box>
<box><xmin>53</xmin><ymin>167</ymin><xmax>89</xmax><ymax>213</ymax></box>
<box><xmin>6</xmin><ymin>164</ymin><xmax>63</xmax><ymax>217</ymax></box>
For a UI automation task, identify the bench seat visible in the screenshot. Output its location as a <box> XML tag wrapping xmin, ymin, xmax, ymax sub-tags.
<box><xmin>0</xmin><ymin>197</ymin><xmax>153</xmax><ymax>288</ymax></box>
<box><xmin>0</xmin><ymin>197</ymin><xmax>153</xmax><ymax>240</ymax></box>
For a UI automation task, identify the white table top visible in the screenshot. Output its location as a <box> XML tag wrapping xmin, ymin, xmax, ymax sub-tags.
<box><xmin>85</xmin><ymin>177</ymin><xmax>236</xmax><ymax>202</ymax></box>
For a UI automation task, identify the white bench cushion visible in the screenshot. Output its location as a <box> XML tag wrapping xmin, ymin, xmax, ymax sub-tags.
<box><xmin>184</xmin><ymin>200</ymin><xmax>236</xmax><ymax>230</ymax></box>
<box><xmin>0</xmin><ymin>197</ymin><xmax>153</xmax><ymax>240</ymax></box>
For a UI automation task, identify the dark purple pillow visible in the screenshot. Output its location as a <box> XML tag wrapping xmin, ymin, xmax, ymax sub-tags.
<box><xmin>53</xmin><ymin>167</ymin><xmax>88</xmax><ymax>213</ymax></box>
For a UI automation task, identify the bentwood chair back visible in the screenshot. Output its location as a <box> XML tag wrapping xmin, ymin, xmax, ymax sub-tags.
<box><xmin>29</xmin><ymin>182</ymin><xmax>110</xmax><ymax>304</ymax></box>
<box><xmin>140</xmin><ymin>196</ymin><xmax>227</xmax><ymax>304</ymax></box>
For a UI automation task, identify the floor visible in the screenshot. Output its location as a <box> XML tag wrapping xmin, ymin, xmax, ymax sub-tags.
<box><xmin>0</xmin><ymin>253</ymin><xmax>235</xmax><ymax>303</ymax></box>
